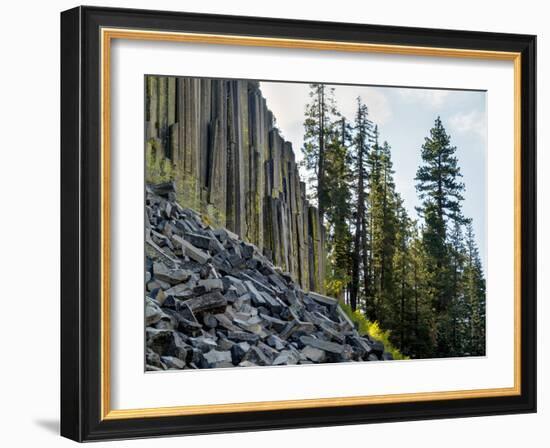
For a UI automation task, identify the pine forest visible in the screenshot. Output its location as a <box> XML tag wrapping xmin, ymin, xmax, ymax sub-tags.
<box><xmin>302</xmin><ymin>84</ymin><xmax>486</xmax><ymax>359</ymax></box>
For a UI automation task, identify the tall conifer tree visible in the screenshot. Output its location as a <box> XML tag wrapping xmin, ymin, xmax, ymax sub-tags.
<box><xmin>324</xmin><ymin>118</ymin><xmax>353</xmax><ymax>300</ymax></box>
<box><xmin>366</xmin><ymin>137</ymin><xmax>398</xmax><ymax>321</ymax></box>
<box><xmin>415</xmin><ymin>117</ymin><xmax>468</xmax><ymax>356</ymax></box>
<box><xmin>349</xmin><ymin>98</ymin><xmax>373</xmax><ymax>311</ymax></box>
<box><xmin>302</xmin><ymin>84</ymin><xmax>340</xmax><ymax>221</ymax></box>
<box><xmin>463</xmin><ymin>223</ymin><xmax>486</xmax><ymax>356</ymax></box>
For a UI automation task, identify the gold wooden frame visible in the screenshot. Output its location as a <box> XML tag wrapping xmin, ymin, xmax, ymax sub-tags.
<box><xmin>100</xmin><ymin>27</ymin><xmax>522</xmax><ymax>421</ymax></box>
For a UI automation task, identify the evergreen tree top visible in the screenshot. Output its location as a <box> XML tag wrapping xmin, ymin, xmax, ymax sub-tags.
<box><xmin>415</xmin><ymin>116</ymin><xmax>467</xmax><ymax>224</ymax></box>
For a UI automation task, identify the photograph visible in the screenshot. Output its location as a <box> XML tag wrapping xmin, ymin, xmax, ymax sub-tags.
<box><xmin>144</xmin><ymin>76</ymin><xmax>487</xmax><ymax>370</ymax></box>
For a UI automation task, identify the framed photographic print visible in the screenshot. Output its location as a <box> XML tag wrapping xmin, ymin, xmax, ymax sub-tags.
<box><xmin>60</xmin><ymin>6</ymin><xmax>537</xmax><ymax>441</ymax></box>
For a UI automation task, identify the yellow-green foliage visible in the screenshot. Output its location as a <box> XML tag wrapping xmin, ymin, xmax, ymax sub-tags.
<box><xmin>174</xmin><ymin>170</ymin><xmax>201</xmax><ymax>213</ymax></box>
<box><xmin>202</xmin><ymin>202</ymin><xmax>226</xmax><ymax>230</ymax></box>
<box><xmin>325</xmin><ymin>277</ymin><xmax>348</xmax><ymax>300</ymax></box>
<box><xmin>339</xmin><ymin>303</ymin><xmax>409</xmax><ymax>361</ymax></box>
<box><xmin>324</xmin><ymin>250</ymin><xmax>351</xmax><ymax>300</ymax></box>
<box><xmin>146</xmin><ymin>143</ymin><xmax>226</xmax><ymax>229</ymax></box>
<box><xmin>145</xmin><ymin>140</ymin><xmax>174</xmax><ymax>183</ymax></box>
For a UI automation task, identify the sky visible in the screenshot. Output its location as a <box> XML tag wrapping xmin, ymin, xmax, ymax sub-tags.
<box><xmin>259</xmin><ymin>81</ymin><xmax>487</xmax><ymax>273</ymax></box>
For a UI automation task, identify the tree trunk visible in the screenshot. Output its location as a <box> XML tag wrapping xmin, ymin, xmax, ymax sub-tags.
<box><xmin>361</xmin><ymin>211</ymin><xmax>369</xmax><ymax>315</ymax></box>
<box><xmin>350</xmin><ymin>134</ymin><xmax>365</xmax><ymax>312</ymax></box>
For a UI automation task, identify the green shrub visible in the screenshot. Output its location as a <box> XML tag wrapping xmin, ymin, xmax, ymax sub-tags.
<box><xmin>145</xmin><ymin>142</ymin><xmax>226</xmax><ymax>229</ymax></box>
<box><xmin>339</xmin><ymin>303</ymin><xmax>409</xmax><ymax>361</ymax></box>
<box><xmin>145</xmin><ymin>140</ymin><xmax>174</xmax><ymax>184</ymax></box>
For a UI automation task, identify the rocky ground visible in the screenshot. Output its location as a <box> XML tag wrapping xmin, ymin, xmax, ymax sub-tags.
<box><xmin>145</xmin><ymin>182</ymin><xmax>393</xmax><ymax>371</ymax></box>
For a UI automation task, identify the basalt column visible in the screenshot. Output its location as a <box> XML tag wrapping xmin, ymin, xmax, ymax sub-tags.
<box><xmin>145</xmin><ymin>76</ymin><xmax>326</xmax><ymax>293</ymax></box>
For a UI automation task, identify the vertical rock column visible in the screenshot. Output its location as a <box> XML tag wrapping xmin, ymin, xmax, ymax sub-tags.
<box><xmin>308</xmin><ymin>206</ymin><xmax>326</xmax><ymax>293</ymax></box>
<box><xmin>247</xmin><ymin>83</ymin><xmax>267</xmax><ymax>252</ymax></box>
<box><xmin>206</xmin><ymin>79</ymin><xmax>228</xmax><ymax>227</ymax></box>
<box><xmin>226</xmin><ymin>81</ymin><xmax>246</xmax><ymax>237</ymax></box>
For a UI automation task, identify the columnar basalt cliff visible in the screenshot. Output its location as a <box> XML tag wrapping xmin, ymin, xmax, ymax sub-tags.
<box><xmin>146</xmin><ymin>76</ymin><xmax>325</xmax><ymax>292</ymax></box>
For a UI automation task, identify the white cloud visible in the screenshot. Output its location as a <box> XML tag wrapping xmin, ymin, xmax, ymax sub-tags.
<box><xmin>449</xmin><ymin>109</ymin><xmax>487</xmax><ymax>140</ymax></box>
<box><xmin>336</xmin><ymin>85</ymin><xmax>393</xmax><ymax>126</ymax></box>
<box><xmin>398</xmin><ymin>89</ymin><xmax>451</xmax><ymax>108</ymax></box>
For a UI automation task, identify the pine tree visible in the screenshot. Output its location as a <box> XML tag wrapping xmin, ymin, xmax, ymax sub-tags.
<box><xmin>415</xmin><ymin>117</ymin><xmax>467</xmax><ymax>356</ymax></box>
<box><xmin>324</xmin><ymin>118</ymin><xmax>353</xmax><ymax>300</ymax></box>
<box><xmin>463</xmin><ymin>223</ymin><xmax>486</xmax><ymax>356</ymax></box>
<box><xmin>444</xmin><ymin>220</ymin><xmax>468</xmax><ymax>356</ymax></box>
<box><xmin>416</xmin><ymin>116</ymin><xmax>467</xmax><ymax>226</ymax></box>
<box><xmin>408</xmin><ymin>226</ymin><xmax>437</xmax><ymax>358</ymax></box>
<box><xmin>302</xmin><ymin>84</ymin><xmax>340</xmax><ymax>221</ymax></box>
<box><xmin>349</xmin><ymin>98</ymin><xmax>374</xmax><ymax>311</ymax></box>
<box><xmin>366</xmin><ymin>136</ymin><xmax>398</xmax><ymax>322</ymax></box>
<box><xmin>390</xmin><ymin>197</ymin><xmax>412</xmax><ymax>352</ymax></box>
<box><xmin>363</xmin><ymin>126</ymin><xmax>381</xmax><ymax>316</ymax></box>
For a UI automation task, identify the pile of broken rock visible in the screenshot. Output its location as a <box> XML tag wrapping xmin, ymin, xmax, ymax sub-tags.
<box><xmin>145</xmin><ymin>182</ymin><xmax>393</xmax><ymax>371</ymax></box>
